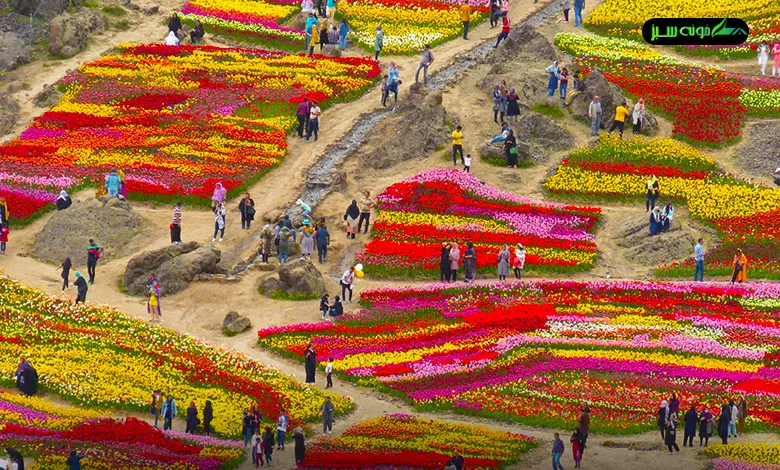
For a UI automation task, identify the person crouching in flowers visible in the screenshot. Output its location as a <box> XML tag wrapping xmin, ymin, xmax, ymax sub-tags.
<box><xmin>440</xmin><ymin>243</ymin><xmax>452</xmax><ymax>282</ymax></box>
<box><xmin>497</xmin><ymin>244</ymin><xmax>510</xmax><ymax>281</ymax></box>
<box><xmin>147</xmin><ymin>279</ymin><xmax>161</xmax><ymax>323</ymax></box>
<box><xmin>731</xmin><ymin>249</ymin><xmax>748</xmax><ymax>284</ymax></box>
<box><xmin>512</xmin><ymin>243</ymin><xmax>525</xmax><ymax>279</ymax></box>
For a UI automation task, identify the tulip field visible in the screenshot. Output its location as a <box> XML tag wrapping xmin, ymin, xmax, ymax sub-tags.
<box><xmin>299</xmin><ymin>414</ymin><xmax>537</xmax><ymax>469</ymax></box>
<box><xmin>258</xmin><ymin>279</ymin><xmax>780</xmax><ymax>434</ymax></box>
<box><xmin>354</xmin><ymin>169</ymin><xmax>601</xmax><ymax>278</ymax></box>
<box><xmin>336</xmin><ymin>0</ymin><xmax>489</xmax><ymax>54</ymax></box>
<box><xmin>180</xmin><ymin>0</ymin><xmax>305</xmax><ymax>51</ymax></box>
<box><xmin>0</xmin><ymin>275</ymin><xmax>352</xmax><ymax>438</ymax></box>
<box><xmin>0</xmin><ymin>393</ymin><xmax>243</xmax><ymax>469</ymax></box>
<box><xmin>0</xmin><ymin>44</ymin><xmax>380</xmax><ymax>222</ymax></box>
<box><xmin>544</xmin><ymin>135</ymin><xmax>780</xmax><ymax>279</ymax></box>
<box><xmin>585</xmin><ymin>0</ymin><xmax>780</xmax><ymax>59</ymax></box>
<box><xmin>707</xmin><ymin>443</ymin><xmax>780</xmax><ymax>470</ymax></box>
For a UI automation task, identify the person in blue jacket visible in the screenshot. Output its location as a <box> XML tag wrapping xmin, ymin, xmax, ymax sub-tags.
<box><xmin>161</xmin><ymin>395</ymin><xmax>177</xmax><ymax>431</ymax></box>
<box><xmin>105</xmin><ymin>170</ymin><xmax>121</xmax><ymax>197</ymax></box>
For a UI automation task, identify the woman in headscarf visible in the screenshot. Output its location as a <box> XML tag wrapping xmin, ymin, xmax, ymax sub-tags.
<box><xmin>463</xmin><ymin>241</ymin><xmax>476</xmax><ymax>282</ymax></box>
<box><xmin>57</xmin><ymin>257</ymin><xmax>72</xmax><ymax>291</ymax></box>
<box><xmin>699</xmin><ymin>406</ymin><xmax>712</xmax><ymax>446</ymax></box>
<box><xmin>665</xmin><ymin>412</ymin><xmax>680</xmax><ymax>453</ymax></box>
<box><xmin>718</xmin><ymin>401</ymin><xmax>731</xmax><ymax>444</ymax></box>
<box><xmin>0</xmin><ymin>196</ymin><xmax>10</xmax><ymax>223</ymax></box>
<box><xmin>343</xmin><ymin>200</ymin><xmax>360</xmax><ymax>239</ymax></box>
<box><xmin>440</xmin><ymin>243</ymin><xmax>451</xmax><ymax>282</ymax></box>
<box><xmin>300</xmin><ymin>219</ymin><xmax>315</xmax><ymax>260</ymax></box>
<box><xmin>211</xmin><ymin>182</ymin><xmax>226</xmax><ymax>210</ymax></box>
<box><xmin>203</xmin><ymin>400</ymin><xmax>214</xmax><ymax>436</ymax></box>
<box><xmin>118</xmin><ymin>169</ymin><xmax>127</xmax><ymax>199</ymax></box>
<box><xmin>505</xmin><ymin>88</ymin><xmax>520</xmax><ymax>123</ymax></box>
<box><xmin>645</xmin><ymin>174</ymin><xmax>659</xmax><ymax>212</ymax></box>
<box><xmin>512</xmin><ymin>243</ymin><xmax>526</xmax><ymax>279</ymax></box>
<box><xmin>15</xmin><ymin>357</ymin><xmax>25</xmax><ymax>392</ymax></box>
<box><xmin>294</xmin><ymin>427</ymin><xmax>305</xmax><ymax>465</ymax></box>
<box><xmin>185</xmin><ymin>401</ymin><xmax>198</xmax><ymax>434</ymax></box>
<box><xmin>632</xmin><ymin>98</ymin><xmax>645</xmax><ymax>134</ymax></box>
<box><xmin>338</xmin><ymin>18</ymin><xmax>350</xmax><ymax>50</ymax></box>
<box><xmin>449</xmin><ymin>242</ymin><xmax>461</xmax><ymax>282</ymax></box>
<box><xmin>661</xmin><ymin>202</ymin><xmax>674</xmax><ymax>232</ymax></box>
<box><xmin>74</xmin><ymin>271</ymin><xmax>88</xmax><ymax>304</ymax></box>
<box><xmin>5</xmin><ymin>447</ymin><xmax>24</xmax><ymax>470</ymax></box>
<box><xmin>165</xmin><ymin>30</ymin><xmax>180</xmax><ymax>46</ymax></box>
<box><xmin>649</xmin><ymin>207</ymin><xmax>662</xmax><ymax>235</ymax></box>
<box><xmin>492</xmin><ymin>84</ymin><xmax>507</xmax><ymax>123</ymax></box>
<box><xmin>730</xmin><ymin>249</ymin><xmax>748</xmax><ymax>284</ymax></box>
<box><xmin>504</xmin><ymin>129</ymin><xmax>518</xmax><ymax>169</ymax></box>
<box><xmin>21</xmin><ymin>361</ymin><xmax>38</xmax><ymax>397</ymax></box>
<box><xmin>147</xmin><ymin>279</ymin><xmax>162</xmax><ymax>323</ymax></box>
<box><xmin>239</xmin><ymin>193</ymin><xmax>255</xmax><ymax>230</ymax></box>
<box><xmin>657</xmin><ymin>400</ymin><xmax>669</xmax><ymax>439</ymax></box>
<box><xmin>497</xmin><ymin>244</ymin><xmax>510</xmax><ymax>281</ymax></box>
<box><xmin>55</xmin><ymin>190</ymin><xmax>72</xmax><ymax>211</ymax></box>
<box><xmin>570</xmin><ymin>428</ymin><xmax>585</xmax><ymax>469</ymax></box>
<box><xmin>546</xmin><ymin>60</ymin><xmax>561</xmax><ymax>97</ymax></box>
<box><xmin>737</xmin><ymin>396</ymin><xmax>748</xmax><ymax>437</ymax></box>
<box><xmin>213</xmin><ymin>202</ymin><xmax>226</xmax><ymax>243</ymax></box>
<box><xmin>683</xmin><ymin>405</ymin><xmax>698</xmax><ymax>447</ymax></box>
<box><xmin>304</xmin><ymin>343</ymin><xmax>317</xmax><ymax>383</ymax></box>
<box><xmin>374</xmin><ymin>25</ymin><xmax>383</xmax><ymax>61</ymax></box>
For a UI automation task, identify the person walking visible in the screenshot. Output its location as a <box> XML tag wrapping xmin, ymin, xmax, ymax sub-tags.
<box><xmin>105</xmin><ymin>170</ymin><xmax>121</xmax><ymax>197</ymax></box>
<box><xmin>504</xmin><ymin>129</ymin><xmax>518</xmax><ymax>168</ymax></box>
<box><xmin>314</xmin><ymin>222</ymin><xmax>330</xmax><ymax>263</ymax></box>
<box><xmin>464</xmin><ymin>241</ymin><xmax>477</xmax><ymax>282</ymax></box>
<box><xmin>505</xmin><ymin>88</ymin><xmax>520</xmax><ymax>123</ymax></box>
<box><xmin>251</xmin><ymin>428</ymin><xmax>263</xmax><ymax>467</ymax></box>
<box><xmin>492</xmin><ymin>84</ymin><xmax>507</xmax><ymax>123</ymax></box>
<box><xmin>699</xmin><ymin>406</ymin><xmax>713</xmax><ymax>447</ymax></box>
<box><xmin>440</xmin><ymin>243</ymin><xmax>452</xmax><ymax>282</ymax></box>
<box><xmin>632</xmin><ymin>98</ymin><xmax>645</xmax><ymax>134</ymax></box>
<box><xmin>449</xmin><ymin>242</ymin><xmax>461</xmax><ymax>282</ymax></box>
<box><xmin>494</xmin><ymin>15</ymin><xmax>510</xmax><ymax>48</ymax></box>
<box><xmin>56</xmin><ymin>190</ymin><xmax>72</xmax><ymax>211</ymax></box>
<box><xmin>171</xmin><ymin>202</ymin><xmax>183</xmax><ymax>245</ymax></box>
<box><xmin>609</xmin><ymin>100</ymin><xmax>629</xmax><ymax>138</ymax></box>
<box><xmin>294</xmin><ymin>427</ymin><xmax>305</xmax><ymax>465</ymax></box>
<box><xmin>202</xmin><ymin>400</ymin><xmax>213</xmax><ymax>436</ymax></box>
<box><xmin>338</xmin><ymin>18</ymin><xmax>349</xmax><ymax>50</ymax></box>
<box><xmin>665</xmin><ymin>413</ymin><xmax>680</xmax><ymax>453</ymax></box>
<box><xmin>497</xmin><ymin>244</ymin><xmax>510</xmax><ymax>281</ymax></box>
<box><xmin>304</xmin><ymin>343</ymin><xmax>317</xmax><ymax>383</ymax></box>
<box><xmin>86</xmin><ymin>239</ymin><xmax>102</xmax><ymax>284</ymax></box>
<box><xmin>737</xmin><ymin>396</ymin><xmax>748</xmax><ymax>437</ymax></box>
<box><xmin>319</xmin><ymin>19</ymin><xmax>330</xmax><ymax>51</ymax></box>
<box><xmin>358</xmin><ymin>191</ymin><xmax>375</xmax><ymax>234</ymax></box>
<box><xmin>0</xmin><ymin>223</ymin><xmax>8</xmax><ymax>255</ymax></box>
<box><xmin>305</xmin><ymin>101</ymin><xmax>321</xmax><ymax>142</ymax></box>
<box><xmin>74</xmin><ymin>271</ymin><xmax>88</xmax><ymax>304</ymax></box>
<box><xmin>452</xmin><ymin>125</ymin><xmax>464</xmax><ymax>166</ymax></box>
<box><xmin>546</xmin><ymin>61</ymin><xmax>561</xmax><ymax>97</ymax></box>
<box><xmin>276</xmin><ymin>409</ymin><xmax>289</xmax><ymax>450</ymax></box>
<box><xmin>730</xmin><ymin>249</ymin><xmax>748</xmax><ymax>284</ymax></box>
<box><xmin>561</xmin><ymin>0</ymin><xmax>570</xmax><ymax>23</ymax></box>
<box><xmin>212</xmin><ymin>202</ymin><xmax>226</xmax><ymax>243</ymax></box>
<box><xmin>300</xmin><ymin>220</ymin><xmax>315</xmax><ymax>260</ymax></box>
<box><xmin>718</xmin><ymin>402</ymin><xmax>731</xmax><ymax>445</ymax></box>
<box><xmin>263</xmin><ymin>427</ymin><xmax>275</xmax><ymax>464</ymax></box>
<box><xmin>460</xmin><ymin>1</ymin><xmax>471</xmax><ymax>39</ymax></box>
<box><xmin>161</xmin><ymin>395</ymin><xmax>177</xmax><ymax>431</ymax></box>
<box><xmin>588</xmin><ymin>96</ymin><xmax>602</xmax><ymax>136</ymax></box>
<box><xmin>55</xmin><ymin>257</ymin><xmax>72</xmax><ymax>292</ymax></box>
<box><xmin>340</xmin><ymin>266</ymin><xmax>356</xmax><ymax>302</ymax></box>
<box><xmin>344</xmin><ymin>200</ymin><xmax>360</xmax><ymax>239</ymax></box>
<box><xmin>374</xmin><ymin>25</ymin><xmax>383</xmax><ymax>61</ymax></box>
<box><xmin>185</xmin><ymin>401</ymin><xmax>198</xmax><ymax>434</ymax></box>
<box><xmin>296</xmin><ymin>98</ymin><xmax>310</xmax><ymax>139</ymax></box>
<box><xmin>211</xmin><ymin>182</ymin><xmax>226</xmax><ymax>210</ymax></box>
<box><xmin>150</xmin><ymin>390</ymin><xmax>163</xmax><ymax>428</ymax></box>
<box><xmin>0</xmin><ymin>197</ymin><xmax>9</xmax><ymax>224</ymax></box>
<box><xmin>320</xmin><ymin>396</ymin><xmax>335</xmax><ymax>435</ymax></box>
<box><xmin>573</xmin><ymin>0</ymin><xmax>584</xmax><ymax>26</ymax></box>
<box><xmin>325</xmin><ymin>357</ymin><xmax>334</xmax><ymax>388</ymax></box>
<box><xmin>463</xmin><ymin>153</ymin><xmax>471</xmax><ymax>172</ymax></box>
<box><xmin>242</xmin><ymin>410</ymin><xmax>253</xmax><ymax>447</ymax></box>
<box><xmin>239</xmin><ymin>193</ymin><xmax>255</xmax><ymax>230</ymax></box>
<box><xmin>308</xmin><ymin>21</ymin><xmax>320</xmax><ymax>55</ymax></box>
<box><xmin>559</xmin><ymin>67</ymin><xmax>569</xmax><ymax>102</ymax></box>
<box><xmin>489</xmin><ymin>0</ymin><xmax>500</xmax><ymax>27</ymax></box>
<box><xmin>512</xmin><ymin>243</ymin><xmax>525</xmax><ymax>279</ymax></box>
<box><xmin>645</xmin><ymin>174</ymin><xmax>659</xmax><ymax>212</ymax></box>
<box><xmin>683</xmin><ymin>405</ymin><xmax>698</xmax><ymax>447</ymax></box>
<box><xmin>147</xmin><ymin>279</ymin><xmax>162</xmax><ymax>323</ymax></box>
<box><xmin>570</xmin><ymin>428</ymin><xmax>585</xmax><ymax>468</ymax></box>
<box><xmin>552</xmin><ymin>433</ymin><xmax>565</xmax><ymax>470</ymax></box>
<box><xmin>758</xmin><ymin>42</ymin><xmax>770</xmax><ymax>75</ymax></box>
<box><xmin>387</xmin><ymin>61</ymin><xmax>400</xmax><ymax>103</ymax></box>
<box><xmin>415</xmin><ymin>44</ymin><xmax>434</xmax><ymax>85</ymax></box>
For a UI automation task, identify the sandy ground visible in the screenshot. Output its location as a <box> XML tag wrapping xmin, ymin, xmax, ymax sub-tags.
<box><xmin>1</xmin><ymin>0</ymin><xmax>779</xmax><ymax>469</ymax></box>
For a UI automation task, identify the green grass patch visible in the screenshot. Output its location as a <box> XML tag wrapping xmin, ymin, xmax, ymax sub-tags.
<box><xmin>102</xmin><ymin>5</ymin><xmax>126</xmax><ymax>16</ymax></box>
<box><xmin>261</xmin><ymin>286</ymin><xmax>321</xmax><ymax>301</ymax></box>
<box><xmin>480</xmin><ymin>153</ymin><xmax>534</xmax><ymax>168</ymax></box>
<box><xmin>532</xmin><ymin>103</ymin><xmax>565</xmax><ymax>120</ymax></box>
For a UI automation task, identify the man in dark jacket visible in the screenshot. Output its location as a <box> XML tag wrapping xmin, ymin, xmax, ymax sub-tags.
<box><xmin>314</xmin><ymin>224</ymin><xmax>330</xmax><ymax>263</ymax></box>
<box><xmin>683</xmin><ymin>406</ymin><xmax>698</xmax><ymax>447</ymax></box>
<box><xmin>168</xmin><ymin>13</ymin><xmax>182</xmax><ymax>38</ymax></box>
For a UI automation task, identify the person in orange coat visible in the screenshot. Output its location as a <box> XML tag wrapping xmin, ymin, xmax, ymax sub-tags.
<box><xmin>730</xmin><ymin>249</ymin><xmax>747</xmax><ymax>284</ymax></box>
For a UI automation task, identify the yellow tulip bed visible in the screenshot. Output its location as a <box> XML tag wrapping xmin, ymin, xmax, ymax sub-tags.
<box><xmin>544</xmin><ymin>135</ymin><xmax>780</xmax><ymax>279</ymax></box>
<box><xmin>337</xmin><ymin>0</ymin><xmax>489</xmax><ymax>54</ymax></box>
<box><xmin>299</xmin><ymin>414</ymin><xmax>537</xmax><ymax>469</ymax></box>
<box><xmin>585</xmin><ymin>0</ymin><xmax>780</xmax><ymax>59</ymax></box>
<box><xmin>1</xmin><ymin>392</ymin><xmax>244</xmax><ymax>469</ymax></box>
<box><xmin>707</xmin><ymin>443</ymin><xmax>780</xmax><ymax>470</ymax></box>
<box><xmin>0</xmin><ymin>275</ymin><xmax>352</xmax><ymax>438</ymax></box>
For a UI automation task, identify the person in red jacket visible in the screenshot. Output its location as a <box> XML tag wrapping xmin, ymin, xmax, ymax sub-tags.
<box><xmin>494</xmin><ymin>15</ymin><xmax>510</xmax><ymax>48</ymax></box>
<box><xmin>0</xmin><ymin>223</ymin><xmax>9</xmax><ymax>255</ymax></box>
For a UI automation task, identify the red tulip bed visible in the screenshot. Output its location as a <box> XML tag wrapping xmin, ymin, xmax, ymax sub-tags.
<box><xmin>0</xmin><ymin>393</ymin><xmax>244</xmax><ymax>469</ymax></box>
<box><xmin>0</xmin><ymin>44</ymin><xmax>380</xmax><ymax>223</ymax></box>
<box><xmin>258</xmin><ymin>280</ymin><xmax>780</xmax><ymax>434</ymax></box>
<box><xmin>353</xmin><ymin>170</ymin><xmax>601</xmax><ymax>279</ymax></box>
<box><xmin>298</xmin><ymin>414</ymin><xmax>536</xmax><ymax>469</ymax></box>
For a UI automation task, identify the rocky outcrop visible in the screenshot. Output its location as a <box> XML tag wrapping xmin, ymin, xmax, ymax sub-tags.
<box><xmin>31</xmin><ymin>196</ymin><xmax>145</xmax><ymax>265</ymax></box>
<box><xmin>480</xmin><ymin>140</ymin><xmax>532</xmax><ymax>164</ymax></box>
<box><xmin>0</xmin><ymin>31</ymin><xmax>32</xmax><ymax>72</ymax></box>
<box><xmin>11</xmin><ymin>0</ymin><xmax>72</xmax><ymax>19</ymax></box>
<box><xmin>222</xmin><ymin>311</ymin><xmax>252</xmax><ymax>335</ymax></box>
<box><xmin>320</xmin><ymin>45</ymin><xmax>341</xmax><ymax>57</ymax></box>
<box><xmin>514</xmin><ymin>112</ymin><xmax>573</xmax><ymax>156</ymax></box>
<box><xmin>0</xmin><ymin>94</ymin><xmax>21</xmax><ymax>138</ymax></box>
<box><xmin>737</xmin><ymin>122</ymin><xmax>780</xmax><ymax>180</ymax></box>
<box><xmin>33</xmin><ymin>84</ymin><xmax>62</xmax><ymax>108</ymax></box>
<box><xmin>261</xmin><ymin>258</ymin><xmax>326</xmax><ymax>299</ymax></box>
<box><xmin>48</xmin><ymin>9</ymin><xmax>107</xmax><ymax>58</ymax></box>
<box><xmin>123</xmin><ymin>242</ymin><xmax>224</xmax><ymax>296</ymax></box>
<box><xmin>492</xmin><ymin>24</ymin><xmax>559</xmax><ymax>62</ymax></box>
<box><xmin>616</xmin><ymin>214</ymin><xmax>690</xmax><ymax>266</ymax></box>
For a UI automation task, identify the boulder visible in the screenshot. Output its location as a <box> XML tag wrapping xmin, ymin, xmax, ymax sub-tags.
<box><xmin>514</xmin><ymin>112</ymin><xmax>573</xmax><ymax>154</ymax></box>
<box><xmin>480</xmin><ymin>140</ymin><xmax>532</xmax><ymax>164</ymax></box>
<box><xmin>488</xmin><ymin>24</ymin><xmax>558</xmax><ymax>62</ymax></box>
<box><xmin>320</xmin><ymin>44</ymin><xmax>341</xmax><ymax>57</ymax></box>
<box><xmin>616</xmin><ymin>214</ymin><xmax>690</xmax><ymax>266</ymax></box>
<box><xmin>0</xmin><ymin>31</ymin><xmax>32</xmax><ymax>72</ymax></box>
<box><xmin>31</xmin><ymin>196</ymin><xmax>146</xmax><ymax>265</ymax></box>
<box><xmin>11</xmin><ymin>0</ymin><xmax>72</xmax><ymax>19</ymax></box>
<box><xmin>222</xmin><ymin>311</ymin><xmax>252</xmax><ymax>334</ymax></box>
<box><xmin>0</xmin><ymin>94</ymin><xmax>21</xmax><ymax>139</ymax></box>
<box><xmin>261</xmin><ymin>258</ymin><xmax>326</xmax><ymax>298</ymax></box>
<box><xmin>123</xmin><ymin>242</ymin><xmax>223</xmax><ymax>296</ymax></box>
<box><xmin>143</xmin><ymin>5</ymin><xmax>159</xmax><ymax>15</ymax></box>
<box><xmin>48</xmin><ymin>9</ymin><xmax>108</xmax><ymax>58</ymax></box>
<box><xmin>33</xmin><ymin>84</ymin><xmax>62</xmax><ymax>108</ymax></box>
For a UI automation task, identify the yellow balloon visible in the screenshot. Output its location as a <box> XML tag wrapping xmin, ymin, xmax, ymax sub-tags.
<box><xmin>355</xmin><ymin>270</ymin><xmax>365</xmax><ymax>278</ymax></box>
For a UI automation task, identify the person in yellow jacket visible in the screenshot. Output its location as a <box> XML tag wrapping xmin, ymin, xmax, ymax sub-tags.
<box><xmin>460</xmin><ymin>1</ymin><xmax>471</xmax><ymax>40</ymax></box>
<box><xmin>609</xmin><ymin>100</ymin><xmax>630</xmax><ymax>138</ymax></box>
<box><xmin>151</xmin><ymin>390</ymin><xmax>164</xmax><ymax>428</ymax></box>
<box><xmin>452</xmin><ymin>125</ymin><xmax>464</xmax><ymax>166</ymax></box>
<box><xmin>730</xmin><ymin>249</ymin><xmax>748</xmax><ymax>284</ymax></box>
<box><xmin>309</xmin><ymin>25</ymin><xmax>320</xmax><ymax>56</ymax></box>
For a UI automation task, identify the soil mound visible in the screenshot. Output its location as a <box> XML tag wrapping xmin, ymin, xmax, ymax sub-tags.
<box><xmin>30</xmin><ymin>196</ymin><xmax>146</xmax><ymax>265</ymax></box>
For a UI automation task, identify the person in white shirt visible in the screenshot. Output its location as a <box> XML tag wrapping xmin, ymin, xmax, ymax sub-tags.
<box><xmin>463</xmin><ymin>154</ymin><xmax>471</xmax><ymax>173</ymax></box>
<box><xmin>325</xmin><ymin>358</ymin><xmax>333</xmax><ymax>388</ymax></box>
<box><xmin>165</xmin><ymin>31</ymin><xmax>180</xmax><ymax>46</ymax></box>
<box><xmin>305</xmin><ymin>102</ymin><xmax>321</xmax><ymax>142</ymax></box>
<box><xmin>340</xmin><ymin>266</ymin><xmax>356</xmax><ymax>302</ymax></box>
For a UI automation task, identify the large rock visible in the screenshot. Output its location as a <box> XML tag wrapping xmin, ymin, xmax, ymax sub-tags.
<box><xmin>320</xmin><ymin>44</ymin><xmax>341</xmax><ymax>57</ymax></box>
<box><xmin>490</xmin><ymin>24</ymin><xmax>558</xmax><ymax>62</ymax></box>
<box><xmin>123</xmin><ymin>242</ymin><xmax>223</xmax><ymax>296</ymax></box>
<box><xmin>0</xmin><ymin>31</ymin><xmax>32</xmax><ymax>72</ymax></box>
<box><xmin>33</xmin><ymin>84</ymin><xmax>62</xmax><ymax>108</ymax></box>
<box><xmin>222</xmin><ymin>311</ymin><xmax>252</xmax><ymax>335</ymax></box>
<box><xmin>48</xmin><ymin>9</ymin><xmax>107</xmax><ymax>58</ymax></box>
<box><xmin>616</xmin><ymin>214</ymin><xmax>689</xmax><ymax>266</ymax></box>
<box><xmin>356</xmin><ymin>90</ymin><xmax>451</xmax><ymax>170</ymax></box>
<box><xmin>737</xmin><ymin>122</ymin><xmax>780</xmax><ymax>180</ymax></box>
<box><xmin>0</xmin><ymin>94</ymin><xmax>21</xmax><ymax>138</ymax></box>
<box><xmin>12</xmin><ymin>0</ymin><xmax>73</xmax><ymax>19</ymax></box>
<box><xmin>514</xmin><ymin>112</ymin><xmax>573</xmax><ymax>155</ymax></box>
<box><xmin>480</xmin><ymin>140</ymin><xmax>532</xmax><ymax>164</ymax></box>
<box><xmin>31</xmin><ymin>197</ymin><xmax>145</xmax><ymax>265</ymax></box>
<box><xmin>261</xmin><ymin>258</ymin><xmax>326</xmax><ymax>298</ymax></box>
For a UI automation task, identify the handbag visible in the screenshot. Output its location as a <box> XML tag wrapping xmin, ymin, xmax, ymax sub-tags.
<box><xmin>509</xmin><ymin>146</ymin><xmax>519</xmax><ymax>155</ymax></box>
<box><xmin>247</xmin><ymin>206</ymin><xmax>256</xmax><ymax>217</ymax></box>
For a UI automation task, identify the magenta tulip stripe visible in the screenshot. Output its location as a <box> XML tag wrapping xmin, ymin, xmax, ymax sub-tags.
<box><xmin>258</xmin><ymin>280</ymin><xmax>780</xmax><ymax>434</ymax></box>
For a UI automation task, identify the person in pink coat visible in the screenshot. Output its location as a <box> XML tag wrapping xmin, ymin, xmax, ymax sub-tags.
<box><xmin>773</xmin><ymin>42</ymin><xmax>780</xmax><ymax>76</ymax></box>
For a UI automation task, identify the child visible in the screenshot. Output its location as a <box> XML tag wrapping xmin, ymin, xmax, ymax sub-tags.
<box><xmin>463</xmin><ymin>154</ymin><xmax>472</xmax><ymax>173</ymax></box>
<box><xmin>147</xmin><ymin>280</ymin><xmax>162</xmax><ymax>323</ymax></box>
<box><xmin>253</xmin><ymin>428</ymin><xmax>264</xmax><ymax>467</ymax></box>
<box><xmin>320</xmin><ymin>293</ymin><xmax>330</xmax><ymax>320</ymax></box>
<box><xmin>325</xmin><ymin>357</ymin><xmax>333</xmax><ymax>388</ymax></box>
<box><xmin>0</xmin><ymin>223</ymin><xmax>9</xmax><ymax>254</ymax></box>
